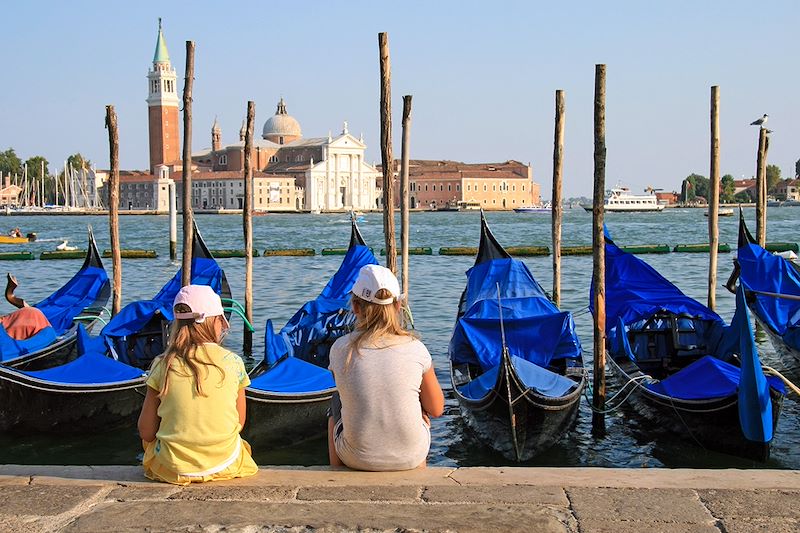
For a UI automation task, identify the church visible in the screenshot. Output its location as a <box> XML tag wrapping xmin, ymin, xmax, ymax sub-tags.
<box><xmin>118</xmin><ymin>20</ymin><xmax>381</xmax><ymax>213</ymax></box>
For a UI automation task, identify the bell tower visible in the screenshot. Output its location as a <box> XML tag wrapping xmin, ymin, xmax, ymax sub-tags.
<box><xmin>147</xmin><ymin>18</ymin><xmax>180</xmax><ymax>173</ymax></box>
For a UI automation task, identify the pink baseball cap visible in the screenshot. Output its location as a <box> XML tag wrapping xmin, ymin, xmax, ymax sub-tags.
<box><xmin>351</xmin><ymin>264</ymin><xmax>401</xmax><ymax>305</ymax></box>
<box><xmin>173</xmin><ymin>285</ymin><xmax>227</xmax><ymax>325</ymax></box>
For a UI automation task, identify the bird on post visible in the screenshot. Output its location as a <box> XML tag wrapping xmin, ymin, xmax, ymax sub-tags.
<box><xmin>750</xmin><ymin>114</ymin><xmax>768</xmax><ymax>126</ymax></box>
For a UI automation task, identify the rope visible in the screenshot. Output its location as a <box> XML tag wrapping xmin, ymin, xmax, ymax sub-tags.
<box><xmin>763</xmin><ymin>364</ymin><xmax>800</xmax><ymax>396</ymax></box>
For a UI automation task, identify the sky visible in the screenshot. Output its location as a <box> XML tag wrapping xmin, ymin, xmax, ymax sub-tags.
<box><xmin>1</xmin><ymin>0</ymin><xmax>798</xmax><ymax>198</ymax></box>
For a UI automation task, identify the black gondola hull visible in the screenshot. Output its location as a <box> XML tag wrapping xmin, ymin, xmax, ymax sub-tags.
<box><xmin>0</xmin><ymin>370</ymin><xmax>146</xmax><ymax>433</ymax></box>
<box><xmin>243</xmin><ymin>388</ymin><xmax>334</xmax><ymax>446</ymax></box>
<box><xmin>452</xmin><ymin>360</ymin><xmax>585</xmax><ymax>461</ymax></box>
<box><xmin>609</xmin><ymin>356</ymin><xmax>782</xmax><ymax>461</ymax></box>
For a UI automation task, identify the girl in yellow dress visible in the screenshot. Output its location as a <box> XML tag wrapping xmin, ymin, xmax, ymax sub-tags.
<box><xmin>138</xmin><ymin>284</ymin><xmax>258</xmax><ymax>485</ymax></box>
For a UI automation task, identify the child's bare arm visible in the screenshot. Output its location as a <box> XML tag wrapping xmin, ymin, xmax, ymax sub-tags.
<box><xmin>138</xmin><ymin>386</ymin><xmax>161</xmax><ymax>442</ymax></box>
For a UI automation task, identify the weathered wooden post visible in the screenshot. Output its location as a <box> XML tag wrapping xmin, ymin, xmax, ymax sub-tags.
<box><xmin>181</xmin><ymin>41</ymin><xmax>195</xmax><ymax>286</ymax></box>
<box><xmin>708</xmin><ymin>86</ymin><xmax>720</xmax><ymax>311</ymax></box>
<box><xmin>761</xmin><ymin>131</ymin><xmax>770</xmax><ymax>244</ymax></box>
<box><xmin>754</xmin><ymin>127</ymin><xmax>767</xmax><ymax>247</ymax></box>
<box><xmin>168</xmin><ymin>182</ymin><xmax>177</xmax><ymax>260</ymax></box>
<box><xmin>551</xmin><ymin>90</ymin><xmax>565</xmax><ymax>307</ymax></box>
<box><xmin>591</xmin><ymin>64</ymin><xmax>607</xmax><ymax>432</ymax></box>
<box><xmin>105</xmin><ymin>105</ymin><xmax>122</xmax><ymax>316</ymax></box>
<box><xmin>378</xmin><ymin>32</ymin><xmax>396</xmax><ymax>273</ymax></box>
<box><xmin>400</xmin><ymin>95</ymin><xmax>412</xmax><ymax>300</ymax></box>
<box><xmin>242</xmin><ymin>100</ymin><xmax>255</xmax><ymax>356</ymax></box>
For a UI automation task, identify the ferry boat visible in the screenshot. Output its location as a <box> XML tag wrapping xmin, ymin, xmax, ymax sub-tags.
<box><xmin>581</xmin><ymin>186</ymin><xmax>664</xmax><ymax>213</ymax></box>
<box><xmin>513</xmin><ymin>202</ymin><xmax>552</xmax><ymax>214</ymax></box>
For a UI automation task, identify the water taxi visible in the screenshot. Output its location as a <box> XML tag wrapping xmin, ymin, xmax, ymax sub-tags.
<box><xmin>581</xmin><ymin>186</ymin><xmax>664</xmax><ymax>213</ymax></box>
<box><xmin>514</xmin><ymin>202</ymin><xmax>552</xmax><ymax>213</ymax></box>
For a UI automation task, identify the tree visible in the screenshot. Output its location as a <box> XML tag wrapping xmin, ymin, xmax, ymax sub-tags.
<box><xmin>0</xmin><ymin>148</ymin><xmax>22</xmax><ymax>177</ymax></box>
<box><xmin>66</xmin><ymin>153</ymin><xmax>91</xmax><ymax>171</ymax></box>
<box><xmin>682</xmin><ymin>173</ymin><xmax>709</xmax><ymax>203</ymax></box>
<box><xmin>721</xmin><ymin>174</ymin><xmax>736</xmax><ymax>203</ymax></box>
<box><xmin>23</xmin><ymin>156</ymin><xmax>50</xmax><ymax>204</ymax></box>
<box><xmin>766</xmin><ymin>164</ymin><xmax>781</xmax><ymax>193</ymax></box>
<box><xmin>734</xmin><ymin>191</ymin><xmax>752</xmax><ymax>203</ymax></box>
<box><xmin>795</xmin><ymin>158</ymin><xmax>800</xmax><ymax>178</ymax></box>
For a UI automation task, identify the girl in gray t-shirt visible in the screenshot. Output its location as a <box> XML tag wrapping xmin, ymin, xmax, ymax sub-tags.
<box><xmin>327</xmin><ymin>265</ymin><xmax>444</xmax><ymax>471</ymax></box>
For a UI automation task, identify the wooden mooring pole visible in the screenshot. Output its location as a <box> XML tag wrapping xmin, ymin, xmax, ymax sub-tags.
<box><xmin>591</xmin><ymin>64</ymin><xmax>607</xmax><ymax>433</ymax></box>
<box><xmin>168</xmin><ymin>182</ymin><xmax>177</xmax><ymax>261</ymax></box>
<box><xmin>242</xmin><ymin>100</ymin><xmax>255</xmax><ymax>357</ymax></box>
<box><xmin>551</xmin><ymin>90</ymin><xmax>565</xmax><ymax>307</ymax></box>
<box><xmin>755</xmin><ymin>127</ymin><xmax>767</xmax><ymax>247</ymax></box>
<box><xmin>400</xmin><ymin>95</ymin><xmax>412</xmax><ymax>301</ymax></box>
<box><xmin>707</xmin><ymin>86</ymin><xmax>720</xmax><ymax>311</ymax></box>
<box><xmin>181</xmin><ymin>41</ymin><xmax>195</xmax><ymax>286</ymax></box>
<box><xmin>378</xmin><ymin>32</ymin><xmax>396</xmax><ymax>274</ymax></box>
<box><xmin>761</xmin><ymin>131</ymin><xmax>770</xmax><ymax>245</ymax></box>
<box><xmin>105</xmin><ymin>105</ymin><xmax>122</xmax><ymax>316</ymax></box>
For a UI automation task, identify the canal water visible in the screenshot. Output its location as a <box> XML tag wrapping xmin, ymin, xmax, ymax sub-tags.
<box><xmin>0</xmin><ymin>207</ymin><xmax>798</xmax><ymax>468</ymax></box>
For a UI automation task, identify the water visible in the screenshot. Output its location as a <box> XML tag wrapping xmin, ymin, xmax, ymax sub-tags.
<box><xmin>0</xmin><ymin>207</ymin><xmax>798</xmax><ymax>468</ymax></box>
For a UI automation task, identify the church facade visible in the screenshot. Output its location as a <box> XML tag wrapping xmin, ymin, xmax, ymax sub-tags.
<box><xmin>117</xmin><ymin>21</ymin><xmax>381</xmax><ymax>213</ymax></box>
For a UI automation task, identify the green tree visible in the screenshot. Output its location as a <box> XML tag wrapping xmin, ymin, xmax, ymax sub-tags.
<box><xmin>0</xmin><ymin>148</ymin><xmax>22</xmax><ymax>177</ymax></box>
<box><xmin>766</xmin><ymin>164</ymin><xmax>781</xmax><ymax>193</ymax></box>
<box><xmin>23</xmin><ymin>156</ymin><xmax>50</xmax><ymax>204</ymax></box>
<box><xmin>682</xmin><ymin>173</ymin><xmax>709</xmax><ymax>203</ymax></box>
<box><xmin>66</xmin><ymin>153</ymin><xmax>91</xmax><ymax>171</ymax></box>
<box><xmin>795</xmin><ymin>158</ymin><xmax>800</xmax><ymax>178</ymax></box>
<box><xmin>734</xmin><ymin>190</ymin><xmax>753</xmax><ymax>203</ymax></box>
<box><xmin>721</xmin><ymin>174</ymin><xmax>736</xmax><ymax>203</ymax></box>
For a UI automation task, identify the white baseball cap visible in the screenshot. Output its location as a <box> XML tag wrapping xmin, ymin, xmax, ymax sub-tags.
<box><xmin>173</xmin><ymin>284</ymin><xmax>227</xmax><ymax>325</ymax></box>
<box><xmin>351</xmin><ymin>264</ymin><xmax>401</xmax><ymax>305</ymax></box>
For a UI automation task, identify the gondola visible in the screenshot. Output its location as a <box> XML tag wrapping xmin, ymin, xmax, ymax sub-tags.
<box><xmin>449</xmin><ymin>213</ymin><xmax>585</xmax><ymax>461</ymax></box>
<box><xmin>598</xmin><ymin>230</ymin><xmax>784</xmax><ymax>460</ymax></box>
<box><xmin>244</xmin><ymin>217</ymin><xmax>377</xmax><ymax>445</ymax></box>
<box><xmin>0</xmin><ymin>222</ymin><xmax>234</xmax><ymax>433</ymax></box>
<box><xmin>726</xmin><ymin>213</ymin><xmax>800</xmax><ymax>371</ymax></box>
<box><xmin>2</xmin><ymin>227</ymin><xmax>110</xmax><ymax>371</ymax></box>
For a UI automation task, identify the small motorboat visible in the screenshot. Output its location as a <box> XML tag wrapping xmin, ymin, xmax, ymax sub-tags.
<box><xmin>0</xmin><ymin>232</ymin><xmax>36</xmax><ymax>244</ymax></box>
<box><xmin>56</xmin><ymin>240</ymin><xmax>78</xmax><ymax>251</ymax></box>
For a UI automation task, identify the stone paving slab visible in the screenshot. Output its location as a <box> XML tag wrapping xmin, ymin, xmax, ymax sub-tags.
<box><xmin>297</xmin><ymin>485</ymin><xmax>421</xmax><ymax>502</ymax></box>
<box><xmin>568</xmin><ymin>487</ymin><xmax>713</xmax><ymax>524</ymax></box>
<box><xmin>63</xmin><ymin>501</ymin><xmax>569</xmax><ymax>533</ymax></box>
<box><xmin>422</xmin><ymin>484</ymin><xmax>568</xmax><ymax>505</ymax></box>
<box><xmin>576</xmin><ymin>519</ymin><xmax>720</xmax><ymax>532</ymax></box>
<box><xmin>699</xmin><ymin>488</ymin><xmax>800</xmax><ymax>519</ymax></box>
<box><xmin>0</xmin><ymin>485</ymin><xmax>104</xmax><ymax>516</ymax></box>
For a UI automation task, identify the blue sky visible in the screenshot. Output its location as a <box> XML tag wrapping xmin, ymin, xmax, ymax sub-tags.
<box><xmin>1</xmin><ymin>1</ymin><xmax>797</xmax><ymax>197</ymax></box>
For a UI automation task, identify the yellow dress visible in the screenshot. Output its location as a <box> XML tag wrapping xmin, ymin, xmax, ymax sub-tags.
<box><xmin>142</xmin><ymin>343</ymin><xmax>258</xmax><ymax>485</ymax></box>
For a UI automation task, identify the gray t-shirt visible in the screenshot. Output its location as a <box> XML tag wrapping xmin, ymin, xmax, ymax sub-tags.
<box><xmin>329</xmin><ymin>333</ymin><xmax>432</xmax><ymax>471</ymax></box>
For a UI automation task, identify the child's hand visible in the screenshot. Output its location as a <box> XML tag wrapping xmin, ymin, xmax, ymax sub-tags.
<box><xmin>421</xmin><ymin>410</ymin><xmax>431</xmax><ymax>427</ymax></box>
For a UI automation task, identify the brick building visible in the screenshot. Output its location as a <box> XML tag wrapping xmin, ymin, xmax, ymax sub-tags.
<box><xmin>390</xmin><ymin>160</ymin><xmax>538</xmax><ymax>210</ymax></box>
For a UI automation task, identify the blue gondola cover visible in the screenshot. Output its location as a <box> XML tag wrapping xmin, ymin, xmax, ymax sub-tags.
<box><xmin>0</xmin><ymin>325</ymin><xmax>57</xmax><ymax>361</ymax></box>
<box><xmin>21</xmin><ymin>351</ymin><xmax>145</xmax><ymax>385</ymax></box>
<box><xmin>737</xmin><ymin>237</ymin><xmax>800</xmax><ymax>351</ymax></box>
<box><xmin>249</xmin><ymin>356</ymin><xmax>335</xmax><ymax>394</ymax></box>
<box><xmin>35</xmin><ymin>265</ymin><xmax>110</xmax><ymax>335</ymax></box>
<box><xmin>266</xmin><ymin>244</ymin><xmax>378</xmax><ymax>366</ymax></box>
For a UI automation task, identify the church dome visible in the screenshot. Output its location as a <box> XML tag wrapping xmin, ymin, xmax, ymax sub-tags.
<box><xmin>262</xmin><ymin>98</ymin><xmax>302</xmax><ymax>143</ymax></box>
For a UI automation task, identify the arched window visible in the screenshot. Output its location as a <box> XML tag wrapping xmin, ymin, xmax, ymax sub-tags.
<box><xmin>219</xmin><ymin>154</ymin><xmax>228</xmax><ymax>165</ymax></box>
<box><xmin>269</xmin><ymin>155</ymin><xmax>278</xmax><ymax>163</ymax></box>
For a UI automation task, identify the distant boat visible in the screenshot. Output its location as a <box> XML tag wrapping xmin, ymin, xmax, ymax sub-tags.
<box><xmin>514</xmin><ymin>202</ymin><xmax>552</xmax><ymax>214</ymax></box>
<box><xmin>581</xmin><ymin>186</ymin><xmax>664</xmax><ymax>213</ymax></box>
<box><xmin>0</xmin><ymin>233</ymin><xmax>36</xmax><ymax>245</ymax></box>
<box><xmin>705</xmin><ymin>208</ymin><xmax>734</xmax><ymax>217</ymax></box>
<box><xmin>782</xmin><ymin>200</ymin><xmax>800</xmax><ymax>207</ymax></box>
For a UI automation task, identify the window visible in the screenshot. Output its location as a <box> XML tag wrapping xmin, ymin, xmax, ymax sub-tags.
<box><xmin>448</xmin><ymin>184</ymin><xmax>451</xmax><ymax>191</ymax></box>
<box><xmin>456</xmin><ymin>184</ymin><xmax>460</xmax><ymax>191</ymax></box>
<box><xmin>484</xmin><ymin>185</ymin><xmax>487</xmax><ymax>192</ymax></box>
<box><xmin>279</xmin><ymin>136</ymin><xmax>284</xmax><ymax>144</ymax></box>
<box><xmin>269</xmin><ymin>155</ymin><xmax>278</xmax><ymax>163</ymax></box>
<box><xmin>493</xmin><ymin>185</ymin><xmax>496</xmax><ymax>191</ymax></box>
<box><xmin>425</xmin><ymin>184</ymin><xmax>428</xmax><ymax>192</ymax></box>
<box><xmin>467</xmin><ymin>185</ymin><xmax>470</xmax><ymax>191</ymax></box>
<box><xmin>522</xmin><ymin>185</ymin><xmax>525</xmax><ymax>191</ymax></box>
<box><xmin>512</xmin><ymin>185</ymin><xmax>516</xmax><ymax>192</ymax></box>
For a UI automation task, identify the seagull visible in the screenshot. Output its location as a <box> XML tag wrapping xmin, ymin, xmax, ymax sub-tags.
<box><xmin>750</xmin><ymin>114</ymin><xmax>768</xmax><ymax>126</ymax></box>
<box><xmin>56</xmin><ymin>239</ymin><xmax>77</xmax><ymax>251</ymax></box>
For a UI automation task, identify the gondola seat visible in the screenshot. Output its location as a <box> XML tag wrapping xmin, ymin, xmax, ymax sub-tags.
<box><xmin>20</xmin><ymin>352</ymin><xmax>145</xmax><ymax>385</ymax></box>
<box><xmin>645</xmin><ymin>355</ymin><xmax>784</xmax><ymax>401</ymax></box>
<box><xmin>458</xmin><ymin>355</ymin><xmax>577</xmax><ymax>400</ymax></box>
<box><xmin>249</xmin><ymin>357</ymin><xmax>335</xmax><ymax>394</ymax></box>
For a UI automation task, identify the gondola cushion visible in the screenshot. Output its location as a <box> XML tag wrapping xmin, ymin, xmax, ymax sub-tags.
<box><xmin>645</xmin><ymin>355</ymin><xmax>784</xmax><ymax>400</ymax></box>
<box><xmin>0</xmin><ymin>324</ymin><xmax>58</xmax><ymax>361</ymax></box>
<box><xmin>249</xmin><ymin>356</ymin><xmax>335</xmax><ymax>394</ymax></box>
<box><xmin>21</xmin><ymin>352</ymin><xmax>145</xmax><ymax>385</ymax></box>
<box><xmin>458</xmin><ymin>355</ymin><xmax>576</xmax><ymax>400</ymax></box>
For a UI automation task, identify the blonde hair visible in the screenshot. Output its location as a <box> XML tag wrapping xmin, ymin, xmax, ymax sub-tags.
<box><xmin>344</xmin><ymin>288</ymin><xmax>415</xmax><ymax>370</ymax></box>
<box><xmin>152</xmin><ymin>303</ymin><xmax>226</xmax><ymax>398</ymax></box>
